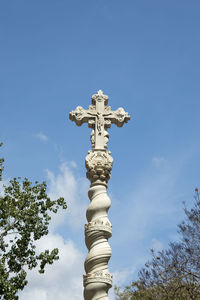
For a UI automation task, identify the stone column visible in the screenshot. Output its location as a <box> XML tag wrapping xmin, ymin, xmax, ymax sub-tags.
<box><xmin>84</xmin><ymin>151</ymin><xmax>113</xmax><ymax>300</ymax></box>
<box><xmin>69</xmin><ymin>90</ymin><xmax>130</xmax><ymax>300</ymax></box>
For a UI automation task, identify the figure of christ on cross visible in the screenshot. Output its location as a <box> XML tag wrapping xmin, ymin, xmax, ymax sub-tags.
<box><xmin>69</xmin><ymin>90</ymin><xmax>130</xmax><ymax>150</ymax></box>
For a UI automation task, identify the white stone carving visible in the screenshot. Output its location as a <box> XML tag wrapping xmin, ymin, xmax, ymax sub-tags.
<box><xmin>84</xmin><ymin>184</ymin><xmax>112</xmax><ymax>300</ymax></box>
<box><xmin>69</xmin><ymin>90</ymin><xmax>130</xmax><ymax>300</ymax></box>
<box><xmin>85</xmin><ymin>151</ymin><xmax>113</xmax><ymax>184</ymax></box>
<box><xmin>69</xmin><ymin>90</ymin><xmax>130</xmax><ymax>150</ymax></box>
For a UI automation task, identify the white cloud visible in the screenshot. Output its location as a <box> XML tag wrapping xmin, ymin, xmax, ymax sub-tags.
<box><xmin>35</xmin><ymin>132</ymin><xmax>48</xmax><ymax>142</ymax></box>
<box><xmin>18</xmin><ymin>234</ymin><xmax>84</xmax><ymax>300</ymax></box>
<box><xmin>151</xmin><ymin>238</ymin><xmax>164</xmax><ymax>252</ymax></box>
<box><xmin>114</xmin><ymin>156</ymin><xmax>185</xmax><ymax>246</ymax></box>
<box><xmin>112</xmin><ymin>267</ymin><xmax>136</xmax><ymax>286</ymax></box>
<box><xmin>46</xmin><ymin>162</ymin><xmax>89</xmax><ymax>231</ymax></box>
<box><xmin>70</xmin><ymin>161</ymin><xmax>77</xmax><ymax>168</ymax></box>
<box><xmin>109</xmin><ymin>267</ymin><xmax>136</xmax><ymax>300</ymax></box>
<box><xmin>152</xmin><ymin>156</ymin><xmax>166</xmax><ymax>168</ymax></box>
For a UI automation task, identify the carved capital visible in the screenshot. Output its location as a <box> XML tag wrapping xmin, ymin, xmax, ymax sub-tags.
<box><xmin>83</xmin><ymin>270</ymin><xmax>112</xmax><ymax>287</ymax></box>
<box><xmin>85</xmin><ymin>151</ymin><xmax>113</xmax><ymax>184</ymax></box>
<box><xmin>85</xmin><ymin>219</ymin><xmax>112</xmax><ymax>237</ymax></box>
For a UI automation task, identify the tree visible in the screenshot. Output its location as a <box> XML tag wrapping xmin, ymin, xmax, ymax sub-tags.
<box><xmin>0</xmin><ymin>144</ymin><xmax>67</xmax><ymax>299</ymax></box>
<box><xmin>115</xmin><ymin>189</ymin><xmax>200</xmax><ymax>300</ymax></box>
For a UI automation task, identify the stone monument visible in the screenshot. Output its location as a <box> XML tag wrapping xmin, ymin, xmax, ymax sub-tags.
<box><xmin>69</xmin><ymin>90</ymin><xmax>130</xmax><ymax>300</ymax></box>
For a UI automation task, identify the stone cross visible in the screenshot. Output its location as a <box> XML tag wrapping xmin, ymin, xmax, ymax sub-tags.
<box><xmin>69</xmin><ymin>90</ymin><xmax>130</xmax><ymax>150</ymax></box>
<box><xmin>69</xmin><ymin>91</ymin><xmax>130</xmax><ymax>300</ymax></box>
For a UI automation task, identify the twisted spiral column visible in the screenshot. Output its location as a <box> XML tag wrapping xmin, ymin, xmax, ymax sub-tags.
<box><xmin>84</xmin><ymin>150</ymin><xmax>113</xmax><ymax>300</ymax></box>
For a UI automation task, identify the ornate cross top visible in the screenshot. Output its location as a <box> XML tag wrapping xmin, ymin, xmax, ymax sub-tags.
<box><xmin>69</xmin><ymin>90</ymin><xmax>130</xmax><ymax>150</ymax></box>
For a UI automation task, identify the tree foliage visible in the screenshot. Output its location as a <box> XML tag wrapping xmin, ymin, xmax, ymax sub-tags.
<box><xmin>0</xmin><ymin>144</ymin><xmax>67</xmax><ymax>299</ymax></box>
<box><xmin>0</xmin><ymin>142</ymin><xmax>4</xmax><ymax>181</ymax></box>
<box><xmin>115</xmin><ymin>189</ymin><xmax>200</xmax><ymax>300</ymax></box>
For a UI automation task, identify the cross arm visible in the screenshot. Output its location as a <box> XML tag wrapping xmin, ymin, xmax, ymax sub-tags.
<box><xmin>69</xmin><ymin>106</ymin><xmax>95</xmax><ymax>127</ymax></box>
<box><xmin>105</xmin><ymin>107</ymin><xmax>131</xmax><ymax>128</ymax></box>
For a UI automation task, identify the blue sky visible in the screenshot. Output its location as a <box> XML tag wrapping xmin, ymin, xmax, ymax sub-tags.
<box><xmin>1</xmin><ymin>1</ymin><xmax>200</xmax><ymax>299</ymax></box>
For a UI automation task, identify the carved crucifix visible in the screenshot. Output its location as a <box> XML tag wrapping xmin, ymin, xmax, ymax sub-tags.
<box><xmin>69</xmin><ymin>90</ymin><xmax>130</xmax><ymax>150</ymax></box>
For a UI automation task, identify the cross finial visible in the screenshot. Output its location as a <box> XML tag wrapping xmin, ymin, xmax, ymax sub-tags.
<box><xmin>69</xmin><ymin>91</ymin><xmax>130</xmax><ymax>150</ymax></box>
<box><xmin>92</xmin><ymin>90</ymin><xmax>108</xmax><ymax>106</ymax></box>
<box><xmin>97</xmin><ymin>89</ymin><xmax>103</xmax><ymax>95</ymax></box>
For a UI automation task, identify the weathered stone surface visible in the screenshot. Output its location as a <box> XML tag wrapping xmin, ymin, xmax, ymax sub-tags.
<box><xmin>69</xmin><ymin>90</ymin><xmax>130</xmax><ymax>150</ymax></box>
<box><xmin>85</xmin><ymin>151</ymin><xmax>113</xmax><ymax>185</ymax></box>
<box><xmin>69</xmin><ymin>91</ymin><xmax>130</xmax><ymax>300</ymax></box>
